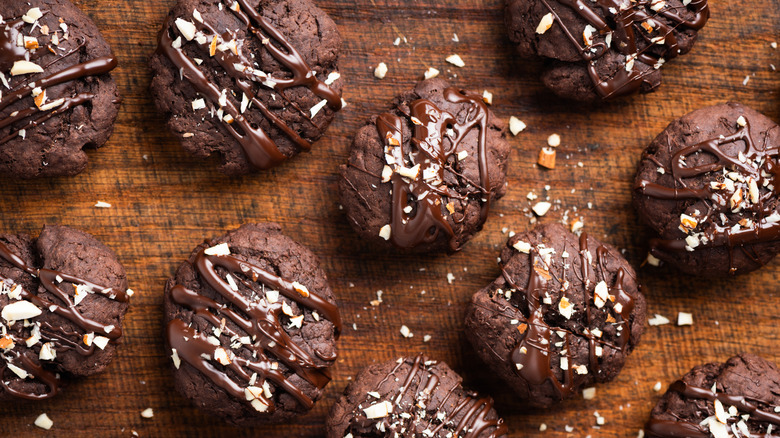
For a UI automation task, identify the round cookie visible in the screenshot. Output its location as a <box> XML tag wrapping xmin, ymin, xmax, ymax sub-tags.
<box><xmin>0</xmin><ymin>225</ymin><xmax>130</xmax><ymax>400</ymax></box>
<box><xmin>339</xmin><ymin>78</ymin><xmax>511</xmax><ymax>253</ymax></box>
<box><xmin>464</xmin><ymin>223</ymin><xmax>646</xmax><ymax>407</ymax></box>
<box><xmin>646</xmin><ymin>354</ymin><xmax>780</xmax><ymax>437</ymax></box>
<box><xmin>150</xmin><ymin>0</ymin><xmax>344</xmax><ymax>175</ymax></box>
<box><xmin>505</xmin><ymin>0</ymin><xmax>709</xmax><ymax>101</ymax></box>
<box><xmin>633</xmin><ymin>103</ymin><xmax>780</xmax><ymax>276</ymax></box>
<box><xmin>163</xmin><ymin>223</ymin><xmax>341</xmax><ymax>426</ymax></box>
<box><xmin>0</xmin><ymin>0</ymin><xmax>120</xmax><ymax>179</ymax></box>
<box><xmin>326</xmin><ymin>354</ymin><xmax>508</xmax><ymax>438</ymax></box>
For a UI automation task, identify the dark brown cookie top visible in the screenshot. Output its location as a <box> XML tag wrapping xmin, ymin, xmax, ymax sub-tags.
<box><xmin>326</xmin><ymin>354</ymin><xmax>508</xmax><ymax>438</ymax></box>
<box><xmin>465</xmin><ymin>223</ymin><xmax>646</xmax><ymax>407</ymax></box>
<box><xmin>634</xmin><ymin>102</ymin><xmax>780</xmax><ymax>276</ymax></box>
<box><xmin>505</xmin><ymin>0</ymin><xmax>709</xmax><ymax>101</ymax></box>
<box><xmin>149</xmin><ymin>0</ymin><xmax>344</xmax><ymax>175</ymax></box>
<box><xmin>0</xmin><ymin>225</ymin><xmax>130</xmax><ymax>401</ymax></box>
<box><xmin>646</xmin><ymin>354</ymin><xmax>780</xmax><ymax>437</ymax></box>
<box><xmin>0</xmin><ymin>0</ymin><xmax>120</xmax><ymax>179</ymax></box>
<box><xmin>339</xmin><ymin>78</ymin><xmax>510</xmax><ymax>253</ymax></box>
<box><xmin>163</xmin><ymin>223</ymin><xmax>341</xmax><ymax>426</ymax></box>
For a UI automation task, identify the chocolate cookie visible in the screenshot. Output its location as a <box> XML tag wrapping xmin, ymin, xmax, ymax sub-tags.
<box><xmin>0</xmin><ymin>225</ymin><xmax>130</xmax><ymax>401</ymax></box>
<box><xmin>0</xmin><ymin>0</ymin><xmax>120</xmax><ymax>179</ymax></box>
<box><xmin>150</xmin><ymin>0</ymin><xmax>344</xmax><ymax>175</ymax></box>
<box><xmin>339</xmin><ymin>79</ymin><xmax>510</xmax><ymax>253</ymax></box>
<box><xmin>646</xmin><ymin>354</ymin><xmax>780</xmax><ymax>437</ymax></box>
<box><xmin>464</xmin><ymin>223</ymin><xmax>646</xmax><ymax>407</ymax></box>
<box><xmin>163</xmin><ymin>223</ymin><xmax>341</xmax><ymax>426</ymax></box>
<box><xmin>326</xmin><ymin>354</ymin><xmax>508</xmax><ymax>438</ymax></box>
<box><xmin>633</xmin><ymin>103</ymin><xmax>780</xmax><ymax>276</ymax></box>
<box><xmin>505</xmin><ymin>0</ymin><xmax>709</xmax><ymax>101</ymax></box>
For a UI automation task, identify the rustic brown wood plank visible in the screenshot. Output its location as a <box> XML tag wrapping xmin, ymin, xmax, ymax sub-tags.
<box><xmin>1</xmin><ymin>0</ymin><xmax>779</xmax><ymax>436</ymax></box>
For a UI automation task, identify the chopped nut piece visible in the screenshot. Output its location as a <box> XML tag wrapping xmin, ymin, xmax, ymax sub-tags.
<box><xmin>374</xmin><ymin>62</ymin><xmax>388</xmax><ymax>79</ymax></box>
<box><xmin>678</xmin><ymin>213</ymin><xmax>698</xmax><ymax>233</ymax></box>
<box><xmin>191</xmin><ymin>98</ymin><xmax>206</xmax><ymax>111</ymax></box>
<box><xmin>558</xmin><ymin>296</ymin><xmax>574</xmax><ymax>319</ymax></box>
<box><xmin>174</xmin><ymin>18</ymin><xmax>197</xmax><ymax>41</ymax></box>
<box><xmin>482</xmin><ymin>90</ymin><xmax>493</xmax><ymax>105</ymax></box>
<box><xmin>2</xmin><ymin>300</ymin><xmax>42</xmax><ymax>322</ymax></box>
<box><xmin>445</xmin><ymin>54</ymin><xmax>465</xmax><ymax>67</ymax></box>
<box><xmin>378</xmin><ymin>224</ymin><xmax>392</xmax><ymax>240</ymax></box>
<box><xmin>509</xmin><ymin>116</ymin><xmax>526</xmax><ymax>135</ymax></box>
<box><xmin>536</xmin><ymin>13</ymin><xmax>554</xmax><ymax>34</ymax></box>
<box><xmin>736</xmin><ymin>115</ymin><xmax>747</xmax><ymax>127</ymax></box>
<box><xmin>538</xmin><ymin>147</ymin><xmax>556</xmax><ymax>169</ymax></box>
<box><xmin>423</xmin><ymin>67</ymin><xmax>439</xmax><ymax>79</ymax></box>
<box><xmin>140</xmin><ymin>408</ymin><xmax>154</xmax><ymax>419</ymax></box>
<box><xmin>532</xmin><ymin>201</ymin><xmax>552</xmax><ymax>217</ymax></box>
<box><xmin>204</xmin><ymin>243</ymin><xmax>230</xmax><ymax>256</ymax></box>
<box><xmin>34</xmin><ymin>413</ymin><xmax>53</xmax><ymax>430</ymax></box>
<box><xmin>646</xmin><ymin>253</ymin><xmax>661</xmax><ymax>266</ymax></box>
<box><xmin>677</xmin><ymin>312</ymin><xmax>693</xmax><ymax>326</ymax></box>
<box><xmin>547</xmin><ymin>133</ymin><xmax>561</xmax><ymax>147</ymax></box>
<box><xmin>400</xmin><ymin>325</ymin><xmax>413</xmax><ymax>338</ymax></box>
<box><xmin>22</xmin><ymin>8</ymin><xmax>43</xmax><ymax>24</ymax></box>
<box><xmin>363</xmin><ymin>400</ymin><xmax>393</xmax><ymax>419</ymax></box>
<box><xmin>513</xmin><ymin>240</ymin><xmax>531</xmax><ymax>253</ymax></box>
<box><xmin>648</xmin><ymin>314</ymin><xmax>670</xmax><ymax>326</ymax></box>
<box><xmin>10</xmin><ymin>60</ymin><xmax>44</xmax><ymax>76</ymax></box>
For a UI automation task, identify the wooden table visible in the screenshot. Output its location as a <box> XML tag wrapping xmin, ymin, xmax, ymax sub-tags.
<box><xmin>2</xmin><ymin>0</ymin><xmax>778</xmax><ymax>436</ymax></box>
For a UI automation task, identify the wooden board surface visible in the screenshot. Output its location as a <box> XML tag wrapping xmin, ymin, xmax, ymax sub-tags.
<box><xmin>1</xmin><ymin>0</ymin><xmax>779</xmax><ymax>436</ymax></box>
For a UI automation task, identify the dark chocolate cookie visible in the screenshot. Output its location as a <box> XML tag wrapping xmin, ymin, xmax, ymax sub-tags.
<box><xmin>464</xmin><ymin>223</ymin><xmax>646</xmax><ymax>407</ymax></box>
<box><xmin>0</xmin><ymin>0</ymin><xmax>120</xmax><ymax>179</ymax></box>
<box><xmin>150</xmin><ymin>0</ymin><xmax>344</xmax><ymax>175</ymax></box>
<box><xmin>163</xmin><ymin>223</ymin><xmax>341</xmax><ymax>426</ymax></box>
<box><xmin>646</xmin><ymin>354</ymin><xmax>780</xmax><ymax>437</ymax></box>
<box><xmin>505</xmin><ymin>0</ymin><xmax>709</xmax><ymax>101</ymax></box>
<box><xmin>339</xmin><ymin>78</ymin><xmax>510</xmax><ymax>253</ymax></box>
<box><xmin>0</xmin><ymin>225</ymin><xmax>130</xmax><ymax>401</ymax></box>
<box><xmin>326</xmin><ymin>354</ymin><xmax>508</xmax><ymax>438</ymax></box>
<box><xmin>633</xmin><ymin>103</ymin><xmax>780</xmax><ymax>276</ymax></box>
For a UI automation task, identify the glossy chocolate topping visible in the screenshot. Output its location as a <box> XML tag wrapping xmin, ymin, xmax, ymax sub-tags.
<box><xmin>0</xmin><ymin>13</ymin><xmax>117</xmax><ymax>145</ymax></box>
<box><xmin>347</xmin><ymin>354</ymin><xmax>508</xmax><ymax>438</ymax></box>
<box><xmin>540</xmin><ymin>0</ymin><xmax>709</xmax><ymax>99</ymax></box>
<box><xmin>157</xmin><ymin>0</ymin><xmax>342</xmax><ymax>170</ymax></box>
<box><xmin>635</xmin><ymin>117</ymin><xmax>780</xmax><ymax>272</ymax></box>
<box><xmin>0</xmin><ymin>241</ymin><xmax>128</xmax><ymax>400</ymax></box>
<box><xmin>167</xmin><ymin>245</ymin><xmax>341</xmax><ymax>413</ymax></box>
<box><xmin>646</xmin><ymin>380</ymin><xmax>780</xmax><ymax>437</ymax></box>
<box><xmin>375</xmin><ymin>87</ymin><xmax>490</xmax><ymax>251</ymax></box>
<box><xmin>503</xmin><ymin>233</ymin><xmax>635</xmax><ymax>398</ymax></box>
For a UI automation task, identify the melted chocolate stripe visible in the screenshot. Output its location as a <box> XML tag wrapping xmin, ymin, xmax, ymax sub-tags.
<box><xmin>167</xmin><ymin>247</ymin><xmax>340</xmax><ymax>412</ymax></box>
<box><xmin>0</xmin><ymin>241</ymin><xmax>125</xmax><ymax>400</ymax></box>
<box><xmin>375</xmin><ymin>87</ymin><xmax>491</xmax><ymax>251</ymax></box>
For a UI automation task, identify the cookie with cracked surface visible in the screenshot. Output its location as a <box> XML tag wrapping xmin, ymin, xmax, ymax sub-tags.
<box><xmin>0</xmin><ymin>0</ymin><xmax>120</xmax><ymax>179</ymax></box>
<box><xmin>0</xmin><ymin>225</ymin><xmax>130</xmax><ymax>401</ymax></box>
<box><xmin>505</xmin><ymin>0</ymin><xmax>709</xmax><ymax>101</ymax></box>
<box><xmin>326</xmin><ymin>354</ymin><xmax>508</xmax><ymax>438</ymax></box>
<box><xmin>646</xmin><ymin>354</ymin><xmax>780</xmax><ymax>437</ymax></box>
<box><xmin>163</xmin><ymin>223</ymin><xmax>341</xmax><ymax>426</ymax></box>
<box><xmin>633</xmin><ymin>102</ymin><xmax>780</xmax><ymax>276</ymax></box>
<box><xmin>339</xmin><ymin>78</ymin><xmax>510</xmax><ymax>253</ymax></box>
<box><xmin>149</xmin><ymin>0</ymin><xmax>344</xmax><ymax>175</ymax></box>
<box><xmin>464</xmin><ymin>223</ymin><xmax>646</xmax><ymax>407</ymax></box>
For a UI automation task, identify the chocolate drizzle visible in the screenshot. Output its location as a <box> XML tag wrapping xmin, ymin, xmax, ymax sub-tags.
<box><xmin>166</xmin><ymin>245</ymin><xmax>341</xmax><ymax>413</ymax></box>
<box><xmin>0</xmin><ymin>12</ymin><xmax>118</xmax><ymax>145</ymax></box>
<box><xmin>346</xmin><ymin>354</ymin><xmax>508</xmax><ymax>437</ymax></box>
<box><xmin>646</xmin><ymin>380</ymin><xmax>780</xmax><ymax>437</ymax></box>
<box><xmin>0</xmin><ymin>241</ymin><xmax>128</xmax><ymax>400</ymax></box>
<box><xmin>540</xmin><ymin>0</ymin><xmax>709</xmax><ymax>99</ymax></box>
<box><xmin>375</xmin><ymin>87</ymin><xmax>491</xmax><ymax>251</ymax></box>
<box><xmin>504</xmin><ymin>233</ymin><xmax>635</xmax><ymax>399</ymax></box>
<box><xmin>157</xmin><ymin>0</ymin><xmax>342</xmax><ymax>170</ymax></box>
<box><xmin>635</xmin><ymin>117</ymin><xmax>780</xmax><ymax>272</ymax></box>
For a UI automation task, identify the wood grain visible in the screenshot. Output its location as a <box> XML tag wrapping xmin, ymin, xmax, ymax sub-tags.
<box><xmin>1</xmin><ymin>0</ymin><xmax>779</xmax><ymax>436</ymax></box>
